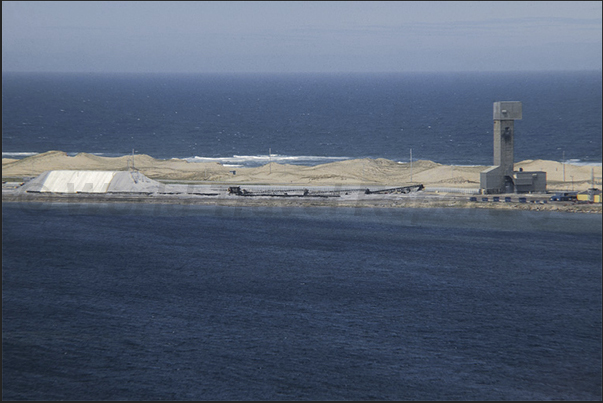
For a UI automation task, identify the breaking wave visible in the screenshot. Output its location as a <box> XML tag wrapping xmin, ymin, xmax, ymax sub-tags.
<box><xmin>3</xmin><ymin>151</ymin><xmax>601</xmax><ymax>168</ymax></box>
<box><xmin>564</xmin><ymin>159</ymin><xmax>602</xmax><ymax>167</ymax></box>
<box><xmin>2</xmin><ymin>152</ymin><xmax>40</xmax><ymax>158</ymax></box>
<box><xmin>183</xmin><ymin>154</ymin><xmax>351</xmax><ymax>167</ymax></box>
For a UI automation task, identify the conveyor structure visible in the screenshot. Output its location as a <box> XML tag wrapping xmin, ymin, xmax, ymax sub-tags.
<box><xmin>227</xmin><ymin>185</ymin><xmax>424</xmax><ymax>197</ymax></box>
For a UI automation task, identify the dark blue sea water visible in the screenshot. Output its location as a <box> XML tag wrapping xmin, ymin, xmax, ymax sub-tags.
<box><xmin>2</xmin><ymin>72</ymin><xmax>602</xmax><ymax>400</ymax></box>
<box><xmin>2</xmin><ymin>203</ymin><xmax>602</xmax><ymax>400</ymax></box>
<box><xmin>2</xmin><ymin>71</ymin><xmax>602</xmax><ymax>166</ymax></box>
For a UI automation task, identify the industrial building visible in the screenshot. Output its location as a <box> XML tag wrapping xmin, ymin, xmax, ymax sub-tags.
<box><xmin>480</xmin><ymin>101</ymin><xmax>546</xmax><ymax>194</ymax></box>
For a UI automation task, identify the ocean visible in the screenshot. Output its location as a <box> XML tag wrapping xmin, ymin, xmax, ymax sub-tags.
<box><xmin>2</xmin><ymin>71</ymin><xmax>602</xmax><ymax>166</ymax></box>
<box><xmin>2</xmin><ymin>203</ymin><xmax>602</xmax><ymax>400</ymax></box>
<box><xmin>2</xmin><ymin>72</ymin><xmax>602</xmax><ymax>400</ymax></box>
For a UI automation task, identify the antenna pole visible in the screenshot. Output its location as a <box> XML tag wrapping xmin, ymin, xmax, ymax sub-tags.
<box><xmin>131</xmin><ymin>148</ymin><xmax>135</xmax><ymax>171</ymax></box>
<box><xmin>410</xmin><ymin>148</ymin><xmax>413</xmax><ymax>182</ymax></box>
<box><xmin>562</xmin><ymin>150</ymin><xmax>565</xmax><ymax>183</ymax></box>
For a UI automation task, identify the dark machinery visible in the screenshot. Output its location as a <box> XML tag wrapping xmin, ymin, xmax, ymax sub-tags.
<box><xmin>228</xmin><ymin>185</ymin><xmax>423</xmax><ymax>197</ymax></box>
<box><xmin>364</xmin><ymin>184</ymin><xmax>424</xmax><ymax>194</ymax></box>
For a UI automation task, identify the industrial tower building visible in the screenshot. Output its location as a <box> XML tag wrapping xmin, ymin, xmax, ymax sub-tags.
<box><xmin>480</xmin><ymin>101</ymin><xmax>546</xmax><ymax>194</ymax></box>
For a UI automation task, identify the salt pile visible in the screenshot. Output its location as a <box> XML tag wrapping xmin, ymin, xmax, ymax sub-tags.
<box><xmin>20</xmin><ymin>170</ymin><xmax>163</xmax><ymax>194</ymax></box>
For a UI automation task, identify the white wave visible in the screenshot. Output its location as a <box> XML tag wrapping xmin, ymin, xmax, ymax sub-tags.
<box><xmin>395</xmin><ymin>160</ymin><xmax>486</xmax><ymax>167</ymax></box>
<box><xmin>564</xmin><ymin>159</ymin><xmax>602</xmax><ymax>167</ymax></box>
<box><xmin>184</xmin><ymin>154</ymin><xmax>351</xmax><ymax>166</ymax></box>
<box><xmin>2</xmin><ymin>152</ymin><xmax>40</xmax><ymax>158</ymax></box>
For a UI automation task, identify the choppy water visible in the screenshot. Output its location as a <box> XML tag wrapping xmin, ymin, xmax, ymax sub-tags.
<box><xmin>2</xmin><ymin>203</ymin><xmax>601</xmax><ymax>400</ymax></box>
<box><xmin>2</xmin><ymin>71</ymin><xmax>601</xmax><ymax>166</ymax></box>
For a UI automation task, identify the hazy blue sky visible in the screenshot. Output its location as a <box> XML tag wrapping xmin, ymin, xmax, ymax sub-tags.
<box><xmin>2</xmin><ymin>1</ymin><xmax>601</xmax><ymax>73</ymax></box>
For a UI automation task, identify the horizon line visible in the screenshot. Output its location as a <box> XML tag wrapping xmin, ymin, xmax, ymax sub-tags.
<box><xmin>2</xmin><ymin>68</ymin><xmax>602</xmax><ymax>76</ymax></box>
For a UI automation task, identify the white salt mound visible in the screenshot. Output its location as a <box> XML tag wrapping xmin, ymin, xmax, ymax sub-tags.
<box><xmin>20</xmin><ymin>170</ymin><xmax>163</xmax><ymax>194</ymax></box>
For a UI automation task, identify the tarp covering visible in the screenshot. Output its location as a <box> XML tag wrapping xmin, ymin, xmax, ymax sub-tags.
<box><xmin>21</xmin><ymin>170</ymin><xmax>163</xmax><ymax>193</ymax></box>
<box><xmin>34</xmin><ymin>170</ymin><xmax>117</xmax><ymax>193</ymax></box>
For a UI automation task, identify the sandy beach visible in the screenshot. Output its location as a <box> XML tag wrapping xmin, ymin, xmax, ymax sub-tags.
<box><xmin>3</xmin><ymin>151</ymin><xmax>601</xmax><ymax>192</ymax></box>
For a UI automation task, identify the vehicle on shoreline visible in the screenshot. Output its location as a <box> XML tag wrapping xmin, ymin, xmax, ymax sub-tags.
<box><xmin>550</xmin><ymin>192</ymin><xmax>578</xmax><ymax>202</ymax></box>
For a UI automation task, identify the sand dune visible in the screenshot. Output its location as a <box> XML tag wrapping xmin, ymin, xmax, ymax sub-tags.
<box><xmin>3</xmin><ymin>151</ymin><xmax>601</xmax><ymax>191</ymax></box>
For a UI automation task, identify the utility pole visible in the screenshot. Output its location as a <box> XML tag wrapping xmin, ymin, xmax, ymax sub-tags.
<box><xmin>562</xmin><ymin>150</ymin><xmax>565</xmax><ymax>183</ymax></box>
<box><xmin>128</xmin><ymin>148</ymin><xmax>135</xmax><ymax>171</ymax></box>
<box><xmin>410</xmin><ymin>148</ymin><xmax>413</xmax><ymax>182</ymax></box>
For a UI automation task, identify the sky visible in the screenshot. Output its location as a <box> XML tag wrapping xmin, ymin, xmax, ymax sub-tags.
<box><xmin>2</xmin><ymin>1</ymin><xmax>602</xmax><ymax>74</ymax></box>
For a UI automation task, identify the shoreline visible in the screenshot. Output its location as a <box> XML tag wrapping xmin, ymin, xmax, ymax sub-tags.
<box><xmin>3</xmin><ymin>190</ymin><xmax>601</xmax><ymax>214</ymax></box>
<box><xmin>3</xmin><ymin>151</ymin><xmax>601</xmax><ymax>192</ymax></box>
<box><xmin>2</xmin><ymin>151</ymin><xmax>601</xmax><ymax>214</ymax></box>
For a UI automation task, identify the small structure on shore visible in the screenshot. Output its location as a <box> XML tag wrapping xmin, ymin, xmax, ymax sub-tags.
<box><xmin>577</xmin><ymin>188</ymin><xmax>602</xmax><ymax>203</ymax></box>
<box><xmin>480</xmin><ymin>101</ymin><xmax>546</xmax><ymax>194</ymax></box>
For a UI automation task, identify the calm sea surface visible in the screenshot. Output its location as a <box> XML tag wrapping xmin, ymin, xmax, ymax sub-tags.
<box><xmin>2</xmin><ymin>203</ymin><xmax>601</xmax><ymax>400</ymax></box>
<box><xmin>2</xmin><ymin>71</ymin><xmax>601</xmax><ymax>166</ymax></box>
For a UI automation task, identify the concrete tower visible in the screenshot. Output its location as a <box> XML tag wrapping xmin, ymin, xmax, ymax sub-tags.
<box><xmin>480</xmin><ymin>101</ymin><xmax>546</xmax><ymax>194</ymax></box>
<box><xmin>493</xmin><ymin>101</ymin><xmax>522</xmax><ymax>178</ymax></box>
